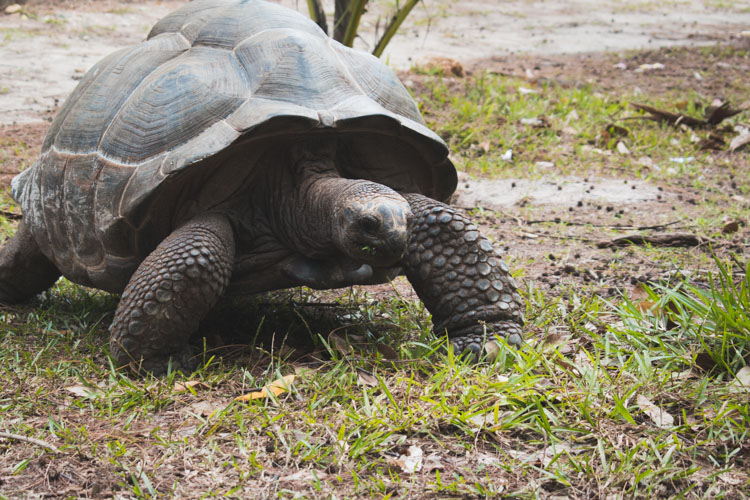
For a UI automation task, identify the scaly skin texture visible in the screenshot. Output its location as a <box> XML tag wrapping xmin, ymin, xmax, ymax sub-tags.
<box><xmin>0</xmin><ymin>221</ymin><xmax>61</xmax><ymax>304</ymax></box>
<box><xmin>402</xmin><ymin>193</ymin><xmax>524</xmax><ymax>358</ymax></box>
<box><xmin>109</xmin><ymin>213</ymin><xmax>235</xmax><ymax>375</ymax></box>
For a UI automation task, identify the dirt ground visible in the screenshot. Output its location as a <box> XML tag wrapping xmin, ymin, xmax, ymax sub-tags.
<box><xmin>2</xmin><ymin>0</ymin><xmax>750</xmax><ymax>123</ymax></box>
<box><xmin>1</xmin><ymin>1</ymin><xmax>749</xmax><ymax>497</ymax></box>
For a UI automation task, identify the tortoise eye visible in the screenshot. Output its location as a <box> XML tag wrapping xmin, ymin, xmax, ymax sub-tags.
<box><xmin>358</xmin><ymin>215</ymin><xmax>381</xmax><ymax>234</ymax></box>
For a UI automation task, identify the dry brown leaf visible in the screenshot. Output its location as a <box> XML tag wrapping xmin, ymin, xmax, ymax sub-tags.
<box><xmin>356</xmin><ymin>368</ymin><xmax>378</xmax><ymax>387</ymax></box>
<box><xmin>420</xmin><ymin>57</ymin><xmax>465</xmax><ymax>77</ymax></box>
<box><xmin>696</xmin><ymin>133</ymin><xmax>725</xmax><ymax>150</ymax></box>
<box><xmin>375</xmin><ymin>342</ymin><xmax>399</xmax><ymax>360</ymax></box>
<box><xmin>235</xmin><ymin>374</ymin><xmax>296</xmax><ymax>401</ymax></box>
<box><xmin>174</xmin><ymin>380</ymin><xmax>210</xmax><ymax>393</ymax></box>
<box><xmin>483</xmin><ymin>340</ymin><xmax>501</xmax><ymax>361</ymax></box>
<box><xmin>636</xmin><ymin>394</ymin><xmax>674</xmax><ymax>428</ymax></box>
<box><xmin>329</xmin><ymin>332</ymin><xmax>354</xmax><ymax>358</ymax></box>
<box><xmin>631</xmin><ymin>283</ymin><xmax>658</xmax><ymax>313</ymax></box>
<box><xmin>631</xmin><ymin>103</ymin><xmax>705</xmax><ymax>128</ymax></box>
<box><xmin>722</xmin><ymin>220</ymin><xmax>740</xmax><ymax>234</ymax></box>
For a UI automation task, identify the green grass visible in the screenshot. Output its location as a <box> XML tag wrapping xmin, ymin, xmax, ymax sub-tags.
<box><xmin>415</xmin><ymin>70</ymin><xmax>748</xmax><ymax>188</ymax></box>
<box><xmin>1</xmin><ymin>45</ymin><xmax>749</xmax><ymax>497</ymax></box>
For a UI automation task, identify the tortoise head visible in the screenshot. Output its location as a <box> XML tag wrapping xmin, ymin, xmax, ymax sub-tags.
<box><xmin>333</xmin><ymin>181</ymin><xmax>412</xmax><ymax>267</ymax></box>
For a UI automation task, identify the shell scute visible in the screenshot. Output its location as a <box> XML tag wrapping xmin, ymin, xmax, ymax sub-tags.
<box><xmin>11</xmin><ymin>0</ymin><xmax>457</xmax><ymax>292</ymax></box>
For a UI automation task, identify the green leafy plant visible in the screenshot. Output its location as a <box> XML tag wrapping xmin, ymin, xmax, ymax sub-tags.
<box><xmin>306</xmin><ymin>0</ymin><xmax>420</xmax><ymax>57</ymax></box>
<box><xmin>619</xmin><ymin>256</ymin><xmax>750</xmax><ymax>373</ymax></box>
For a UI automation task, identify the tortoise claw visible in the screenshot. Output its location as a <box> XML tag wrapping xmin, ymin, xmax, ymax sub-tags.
<box><xmin>449</xmin><ymin>322</ymin><xmax>523</xmax><ymax>363</ymax></box>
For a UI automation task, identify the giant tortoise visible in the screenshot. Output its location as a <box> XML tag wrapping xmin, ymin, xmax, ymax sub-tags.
<box><xmin>0</xmin><ymin>0</ymin><xmax>524</xmax><ymax>373</ymax></box>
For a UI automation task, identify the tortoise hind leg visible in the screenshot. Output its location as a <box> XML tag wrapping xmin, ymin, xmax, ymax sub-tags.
<box><xmin>109</xmin><ymin>213</ymin><xmax>235</xmax><ymax>376</ymax></box>
<box><xmin>0</xmin><ymin>221</ymin><xmax>61</xmax><ymax>304</ymax></box>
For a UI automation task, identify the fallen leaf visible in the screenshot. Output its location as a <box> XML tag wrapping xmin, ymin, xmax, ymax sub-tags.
<box><xmin>387</xmin><ymin>445</ymin><xmax>423</xmax><ymax>473</ymax></box>
<box><xmin>421</xmin><ymin>57</ymin><xmax>465</xmax><ymax>77</ymax></box>
<box><xmin>478</xmin><ymin>140</ymin><xmax>491</xmax><ymax>153</ymax></box>
<box><xmin>722</xmin><ymin>221</ymin><xmax>740</xmax><ymax>234</ymax></box>
<box><xmin>483</xmin><ymin>340</ymin><xmax>501</xmax><ymax>361</ymax></box>
<box><xmin>280</xmin><ymin>470</ymin><xmax>329</xmax><ymax>482</ymax></box>
<box><xmin>466</xmin><ymin>412</ymin><xmax>497</xmax><ymax>431</ymax></box>
<box><xmin>696</xmin><ymin>132</ymin><xmax>726</xmax><ymax>150</ymax></box>
<box><xmin>188</xmin><ymin>400</ymin><xmax>224</xmax><ymax>419</ymax></box>
<box><xmin>356</xmin><ymin>367</ymin><xmax>378</xmax><ymax>387</ymax></box>
<box><xmin>65</xmin><ymin>384</ymin><xmax>102</xmax><ymax>398</ymax></box>
<box><xmin>235</xmin><ymin>374</ymin><xmax>296</xmax><ymax>401</ymax></box>
<box><xmin>375</xmin><ymin>342</ymin><xmax>399</xmax><ymax>360</ymax></box>
<box><xmin>506</xmin><ymin>443</ymin><xmax>575</xmax><ymax>467</ymax></box>
<box><xmin>636</xmin><ymin>394</ymin><xmax>674</xmax><ymax>428</ymax></box>
<box><xmin>729</xmin><ymin>130</ymin><xmax>750</xmax><ymax>152</ymax></box>
<box><xmin>329</xmin><ymin>332</ymin><xmax>353</xmax><ymax>358</ymax></box>
<box><xmin>631</xmin><ymin>103</ymin><xmax>705</xmax><ymax>128</ymax></box>
<box><xmin>564</xmin><ymin>110</ymin><xmax>580</xmax><ymax>126</ymax></box>
<box><xmin>637</xmin><ymin>156</ymin><xmax>654</xmax><ymax>168</ymax></box>
<box><xmin>705</xmin><ymin>101</ymin><xmax>743</xmax><ymax>125</ymax></box>
<box><xmin>735</xmin><ymin>366</ymin><xmax>750</xmax><ymax>388</ymax></box>
<box><xmin>174</xmin><ymin>380</ymin><xmax>210</xmax><ymax>393</ymax></box>
<box><xmin>718</xmin><ymin>471</ymin><xmax>744</xmax><ymax>485</ymax></box>
<box><xmin>616</xmin><ymin>141</ymin><xmax>630</xmax><ymax>155</ymax></box>
<box><xmin>597</xmin><ymin>232</ymin><xmax>705</xmax><ymax>248</ymax></box>
<box><xmin>475</xmin><ymin>452</ymin><xmax>502</xmax><ymax>467</ymax></box>
<box><xmin>631</xmin><ymin>283</ymin><xmax>657</xmax><ymax>313</ymax></box>
<box><xmin>520</xmin><ymin>116</ymin><xmax>551</xmax><ymax>128</ymax></box>
<box><xmin>423</xmin><ymin>452</ymin><xmax>446</xmax><ymax>472</ymax></box>
<box><xmin>605</xmin><ymin>123</ymin><xmax>630</xmax><ymax>137</ymax></box>
<box><xmin>634</xmin><ymin>62</ymin><xmax>664</xmax><ymax>73</ymax></box>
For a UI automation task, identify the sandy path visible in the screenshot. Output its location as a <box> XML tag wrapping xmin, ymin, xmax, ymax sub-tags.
<box><xmin>0</xmin><ymin>0</ymin><xmax>748</xmax><ymax>124</ymax></box>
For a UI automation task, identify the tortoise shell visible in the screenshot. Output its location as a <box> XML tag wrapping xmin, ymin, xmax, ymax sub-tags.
<box><xmin>11</xmin><ymin>0</ymin><xmax>456</xmax><ymax>293</ymax></box>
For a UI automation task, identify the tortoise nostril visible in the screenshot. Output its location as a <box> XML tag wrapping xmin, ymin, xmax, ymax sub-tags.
<box><xmin>358</xmin><ymin>215</ymin><xmax>381</xmax><ymax>235</ymax></box>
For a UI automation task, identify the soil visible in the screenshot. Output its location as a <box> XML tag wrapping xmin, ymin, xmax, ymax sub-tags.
<box><xmin>0</xmin><ymin>1</ymin><xmax>749</xmax><ymax>497</ymax></box>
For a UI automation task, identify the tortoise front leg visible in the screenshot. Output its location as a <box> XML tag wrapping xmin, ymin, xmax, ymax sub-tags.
<box><xmin>401</xmin><ymin>193</ymin><xmax>523</xmax><ymax>359</ymax></box>
<box><xmin>109</xmin><ymin>213</ymin><xmax>235</xmax><ymax>375</ymax></box>
<box><xmin>0</xmin><ymin>221</ymin><xmax>61</xmax><ymax>304</ymax></box>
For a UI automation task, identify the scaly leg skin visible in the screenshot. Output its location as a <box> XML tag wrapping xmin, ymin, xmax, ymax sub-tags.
<box><xmin>109</xmin><ymin>213</ymin><xmax>235</xmax><ymax>375</ymax></box>
<box><xmin>402</xmin><ymin>193</ymin><xmax>524</xmax><ymax>360</ymax></box>
<box><xmin>0</xmin><ymin>221</ymin><xmax>61</xmax><ymax>304</ymax></box>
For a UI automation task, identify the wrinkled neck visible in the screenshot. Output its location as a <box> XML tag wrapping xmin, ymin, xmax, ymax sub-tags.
<box><xmin>265</xmin><ymin>138</ymin><xmax>351</xmax><ymax>258</ymax></box>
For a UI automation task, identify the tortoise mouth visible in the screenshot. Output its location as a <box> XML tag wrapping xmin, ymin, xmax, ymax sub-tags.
<box><xmin>336</xmin><ymin>194</ymin><xmax>411</xmax><ymax>267</ymax></box>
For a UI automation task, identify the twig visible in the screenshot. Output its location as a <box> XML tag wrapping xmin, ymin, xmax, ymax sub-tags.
<box><xmin>597</xmin><ymin>232</ymin><xmax>707</xmax><ymax>248</ymax></box>
<box><xmin>524</xmin><ymin>219</ymin><xmax>681</xmax><ymax>231</ymax></box>
<box><xmin>0</xmin><ymin>209</ymin><xmax>22</xmax><ymax>220</ymax></box>
<box><xmin>0</xmin><ymin>431</ymin><xmax>60</xmax><ymax>453</ymax></box>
